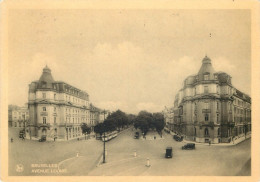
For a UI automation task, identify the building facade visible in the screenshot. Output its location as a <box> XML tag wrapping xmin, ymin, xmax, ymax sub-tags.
<box><xmin>8</xmin><ymin>105</ymin><xmax>29</xmax><ymax>128</ymax></box>
<box><xmin>27</xmin><ymin>66</ymin><xmax>103</xmax><ymax>141</ymax></box>
<box><xmin>172</xmin><ymin>56</ymin><xmax>251</xmax><ymax>143</ymax></box>
<box><xmin>163</xmin><ymin>107</ymin><xmax>174</xmax><ymax>131</ymax></box>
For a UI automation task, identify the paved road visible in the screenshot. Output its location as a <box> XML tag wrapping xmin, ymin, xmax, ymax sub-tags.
<box><xmin>8</xmin><ymin>127</ymin><xmax>251</xmax><ymax>176</ymax></box>
<box><xmin>88</xmin><ymin>128</ymin><xmax>251</xmax><ymax>176</ymax></box>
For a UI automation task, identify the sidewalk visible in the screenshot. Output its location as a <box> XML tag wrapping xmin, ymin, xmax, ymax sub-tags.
<box><xmin>167</xmin><ymin>129</ymin><xmax>251</xmax><ymax>146</ymax></box>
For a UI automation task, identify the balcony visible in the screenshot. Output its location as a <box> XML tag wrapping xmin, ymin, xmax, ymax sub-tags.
<box><xmin>37</xmin><ymin>123</ymin><xmax>51</xmax><ymax>128</ymax></box>
<box><xmin>202</xmin><ymin>109</ymin><xmax>211</xmax><ymax>113</ymax></box>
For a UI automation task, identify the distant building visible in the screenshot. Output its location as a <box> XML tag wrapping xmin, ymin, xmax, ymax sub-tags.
<box><xmin>163</xmin><ymin>107</ymin><xmax>174</xmax><ymax>131</ymax></box>
<box><xmin>8</xmin><ymin>105</ymin><xmax>29</xmax><ymax>128</ymax></box>
<box><xmin>172</xmin><ymin>56</ymin><xmax>251</xmax><ymax>143</ymax></box>
<box><xmin>27</xmin><ymin>66</ymin><xmax>105</xmax><ymax>141</ymax></box>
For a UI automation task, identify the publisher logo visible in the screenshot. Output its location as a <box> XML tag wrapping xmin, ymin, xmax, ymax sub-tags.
<box><xmin>16</xmin><ymin>164</ymin><xmax>24</xmax><ymax>172</ymax></box>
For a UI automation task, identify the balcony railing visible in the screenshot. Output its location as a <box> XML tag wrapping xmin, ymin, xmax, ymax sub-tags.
<box><xmin>37</xmin><ymin>123</ymin><xmax>51</xmax><ymax>127</ymax></box>
<box><xmin>202</xmin><ymin>109</ymin><xmax>211</xmax><ymax>113</ymax></box>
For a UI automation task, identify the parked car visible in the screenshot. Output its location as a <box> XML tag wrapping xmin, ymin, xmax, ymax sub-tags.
<box><xmin>173</xmin><ymin>135</ymin><xmax>183</xmax><ymax>142</ymax></box>
<box><xmin>182</xmin><ymin>143</ymin><xmax>195</xmax><ymax>150</ymax></box>
<box><xmin>165</xmin><ymin>147</ymin><xmax>173</xmax><ymax>158</ymax></box>
<box><xmin>39</xmin><ymin>136</ymin><xmax>46</xmax><ymax>142</ymax></box>
<box><xmin>134</xmin><ymin>132</ymin><xmax>140</xmax><ymax>139</ymax></box>
<box><xmin>19</xmin><ymin>130</ymin><xmax>25</xmax><ymax>138</ymax></box>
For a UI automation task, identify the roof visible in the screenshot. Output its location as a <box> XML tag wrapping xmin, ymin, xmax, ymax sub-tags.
<box><xmin>38</xmin><ymin>65</ymin><xmax>55</xmax><ymax>88</ymax></box>
<box><xmin>197</xmin><ymin>56</ymin><xmax>216</xmax><ymax>81</ymax></box>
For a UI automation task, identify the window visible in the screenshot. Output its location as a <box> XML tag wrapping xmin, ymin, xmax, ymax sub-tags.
<box><xmin>216</xmin><ymin>85</ymin><xmax>219</xmax><ymax>94</ymax></box>
<box><xmin>43</xmin><ymin>107</ymin><xmax>46</xmax><ymax>111</ymax></box>
<box><xmin>205</xmin><ymin>102</ymin><xmax>209</xmax><ymax>109</ymax></box>
<box><xmin>194</xmin><ymin>127</ymin><xmax>197</xmax><ymax>136</ymax></box>
<box><xmin>218</xmin><ymin>128</ymin><xmax>220</xmax><ymax>136</ymax></box>
<box><xmin>54</xmin><ymin>107</ymin><xmax>56</xmax><ymax>112</ymax></box>
<box><xmin>205</xmin><ymin>128</ymin><xmax>209</xmax><ymax>136</ymax></box>
<box><xmin>42</xmin><ymin>93</ymin><xmax>46</xmax><ymax>99</ymax></box>
<box><xmin>54</xmin><ymin>94</ymin><xmax>56</xmax><ymax>100</ymax></box>
<box><xmin>204</xmin><ymin>86</ymin><xmax>209</xmax><ymax>93</ymax></box>
<box><xmin>204</xmin><ymin>74</ymin><xmax>209</xmax><ymax>80</ymax></box>
<box><xmin>54</xmin><ymin>117</ymin><xmax>56</xmax><ymax>124</ymax></box>
<box><xmin>217</xmin><ymin>102</ymin><xmax>219</xmax><ymax>110</ymax></box>
<box><xmin>205</xmin><ymin>114</ymin><xmax>209</xmax><ymax>121</ymax></box>
<box><xmin>217</xmin><ymin>114</ymin><xmax>219</xmax><ymax>123</ymax></box>
<box><xmin>43</xmin><ymin>117</ymin><xmax>46</xmax><ymax>124</ymax></box>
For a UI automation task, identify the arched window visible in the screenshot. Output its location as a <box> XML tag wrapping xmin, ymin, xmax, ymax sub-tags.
<box><xmin>205</xmin><ymin>128</ymin><xmax>209</xmax><ymax>136</ymax></box>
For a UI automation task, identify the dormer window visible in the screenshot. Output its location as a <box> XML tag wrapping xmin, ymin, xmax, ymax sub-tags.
<box><xmin>204</xmin><ymin>74</ymin><xmax>209</xmax><ymax>80</ymax></box>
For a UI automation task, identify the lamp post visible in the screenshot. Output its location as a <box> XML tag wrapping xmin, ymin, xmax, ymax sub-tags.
<box><xmin>103</xmin><ymin>109</ymin><xmax>106</xmax><ymax>163</ymax></box>
<box><xmin>23</xmin><ymin>114</ymin><xmax>25</xmax><ymax>131</ymax></box>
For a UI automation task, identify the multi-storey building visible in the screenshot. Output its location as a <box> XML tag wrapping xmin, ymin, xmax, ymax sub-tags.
<box><xmin>163</xmin><ymin>107</ymin><xmax>174</xmax><ymax>131</ymax></box>
<box><xmin>27</xmin><ymin>66</ymin><xmax>103</xmax><ymax>141</ymax></box>
<box><xmin>99</xmin><ymin>110</ymin><xmax>110</xmax><ymax>123</ymax></box>
<box><xmin>172</xmin><ymin>56</ymin><xmax>251</xmax><ymax>143</ymax></box>
<box><xmin>8</xmin><ymin>105</ymin><xmax>29</xmax><ymax>128</ymax></box>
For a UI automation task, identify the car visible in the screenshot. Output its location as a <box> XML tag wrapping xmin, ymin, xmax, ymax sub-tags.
<box><xmin>19</xmin><ymin>130</ymin><xmax>25</xmax><ymax>138</ymax></box>
<box><xmin>134</xmin><ymin>132</ymin><xmax>140</xmax><ymax>139</ymax></box>
<box><xmin>182</xmin><ymin>143</ymin><xmax>195</xmax><ymax>150</ymax></box>
<box><xmin>173</xmin><ymin>135</ymin><xmax>183</xmax><ymax>142</ymax></box>
<box><xmin>39</xmin><ymin>136</ymin><xmax>46</xmax><ymax>142</ymax></box>
<box><xmin>165</xmin><ymin>147</ymin><xmax>173</xmax><ymax>158</ymax></box>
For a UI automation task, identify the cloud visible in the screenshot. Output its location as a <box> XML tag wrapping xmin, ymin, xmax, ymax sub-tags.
<box><xmin>212</xmin><ymin>56</ymin><xmax>236</xmax><ymax>75</ymax></box>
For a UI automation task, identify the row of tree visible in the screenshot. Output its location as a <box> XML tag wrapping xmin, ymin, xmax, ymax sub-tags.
<box><xmin>94</xmin><ymin>110</ymin><xmax>135</xmax><ymax>135</ymax></box>
<box><xmin>134</xmin><ymin>111</ymin><xmax>165</xmax><ymax>136</ymax></box>
<box><xmin>81</xmin><ymin>110</ymin><xmax>165</xmax><ymax>137</ymax></box>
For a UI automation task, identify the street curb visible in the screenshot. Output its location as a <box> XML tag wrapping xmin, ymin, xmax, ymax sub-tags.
<box><xmin>166</xmin><ymin>130</ymin><xmax>251</xmax><ymax>146</ymax></box>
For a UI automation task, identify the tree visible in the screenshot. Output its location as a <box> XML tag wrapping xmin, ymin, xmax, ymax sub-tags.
<box><xmin>106</xmin><ymin>110</ymin><xmax>129</xmax><ymax>130</ymax></box>
<box><xmin>135</xmin><ymin>111</ymin><xmax>153</xmax><ymax>136</ymax></box>
<box><xmin>81</xmin><ymin>123</ymin><xmax>91</xmax><ymax>140</ymax></box>
<box><xmin>152</xmin><ymin>112</ymin><xmax>165</xmax><ymax>136</ymax></box>
<box><xmin>127</xmin><ymin>114</ymin><xmax>136</xmax><ymax>126</ymax></box>
<box><xmin>94</xmin><ymin>123</ymin><xmax>105</xmax><ymax>135</ymax></box>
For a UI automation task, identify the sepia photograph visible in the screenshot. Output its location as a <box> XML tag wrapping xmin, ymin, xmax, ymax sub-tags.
<box><xmin>1</xmin><ymin>0</ymin><xmax>259</xmax><ymax>181</ymax></box>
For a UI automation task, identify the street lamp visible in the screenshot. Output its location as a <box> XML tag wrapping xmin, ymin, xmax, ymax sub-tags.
<box><xmin>102</xmin><ymin>109</ymin><xmax>107</xmax><ymax>163</ymax></box>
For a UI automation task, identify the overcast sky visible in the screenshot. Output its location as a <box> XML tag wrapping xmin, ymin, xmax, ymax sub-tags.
<box><xmin>8</xmin><ymin>9</ymin><xmax>251</xmax><ymax>114</ymax></box>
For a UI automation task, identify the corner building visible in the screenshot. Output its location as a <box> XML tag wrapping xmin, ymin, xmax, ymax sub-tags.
<box><xmin>27</xmin><ymin>66</ymin><xmax>99</xmax><ymax>141</ymax></box>
<box><xmin>173</xmin><ymin>56</ymin><xmax>251</xmax><ymax>143</ymax></box>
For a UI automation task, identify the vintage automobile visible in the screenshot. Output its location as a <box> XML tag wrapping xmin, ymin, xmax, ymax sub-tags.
<box><xmin>173</xmin><ymin>135</ymin><xmax>183</xmax><ymax>142</ymax></box>
<box><xmin>39</xmin><ymin>135</ymin><xmax>46</xmax><ymax>142</ymax></box>
<box><xmin>134</xmin><ymin>132</ymin><xmax>140</xmax><ymax>139</ymax></box>
<box><xmin>182</xmin><ymin>143</ymin><xmax>195</xmax><ymax>150</ymax></box>
<box><xmin>165</xmin><ymin>147</ymin><xmax>173</xmax><ymax>158</ymax></box>
<box><xmin>19</xmin><ymin>130</ymin><xmax>25</xmax><ymax>138</ymax></box>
